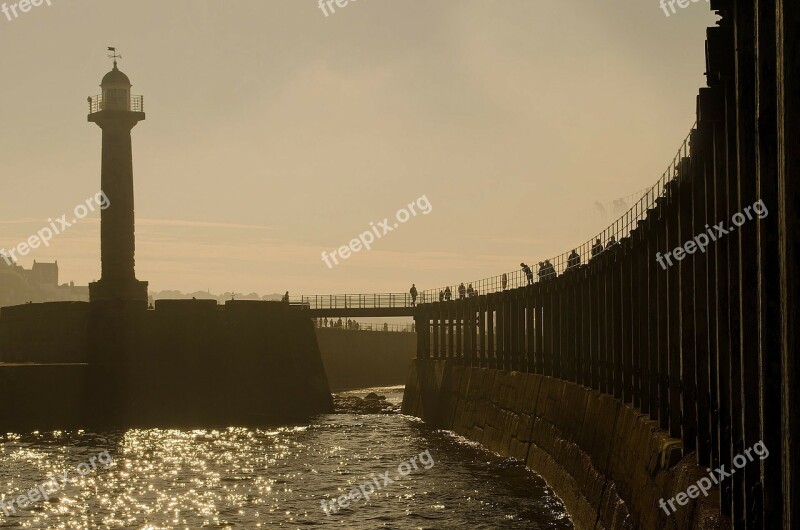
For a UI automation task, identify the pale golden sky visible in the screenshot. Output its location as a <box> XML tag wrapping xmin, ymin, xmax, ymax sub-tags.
<box><xmin>0</xmin><ymin>0</ymin><xmax>716</xmax><ymax>295</ymax></box>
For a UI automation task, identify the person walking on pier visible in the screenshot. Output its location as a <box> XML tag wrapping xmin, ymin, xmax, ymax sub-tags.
<box><xmin>444</xmin><ymin>286</ymin><xmax>452</xmax><ymax>301</ymax></box>
<box><xmin>439</xmin><ymin>290</ymin><xmax>444</xmax><ymax>302</ymax></box>
<box><xmin>466</xmin><ymin>283</ymin><xmax>474</xmax><ymax>297</ymax></box>
<box><xmin>458</xmin><ymin>283</ymin><xmax>466</xmax><ymax>299</ymax></box>
<box><xmin>410</xmin><ymin>284</ymin><xmax>418</xmax><ymax>306</ymax></box>
<box><xmin>567</xmin><ymin>250</ymin><xmax>580</xmax><ymax>271</ymax></box>
<box><xmin>521</xmin><ymin>262</ymin><xmax>534</xmax><ymax>285</ymax></box>
<box><xmin>591</xmin><ymin>238</ymin><xmax>603</xmax><ymax>257</ymax></box>
<box><xmin>539</xmin><ymin>260</ymin><xmax>556</xmax><ymax>280</ymax></box>
<box><xmin>502</xmin><ymin>273</ymin><xmax>508</xmax><ymax>290</ymax></box>
<box><xmin>547</xmin><ymin>260</ymin><xmax>557</xmax><ymax>278</ymax></box>
<box><xmin>281</xmin><ymin>291</ymin><xmax>290</xmax><ymax>303</ymax></box>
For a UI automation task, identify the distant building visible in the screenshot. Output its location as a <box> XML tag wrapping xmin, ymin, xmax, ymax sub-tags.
<box><xmin>0</xmin><ymin>259</ymin><xmax>89</xmax><ymax>307</ymax></box>
<box><xmin>27</xmin><ymin>260</ymin><xmax>59</xmax><ymax>287</ymax></box>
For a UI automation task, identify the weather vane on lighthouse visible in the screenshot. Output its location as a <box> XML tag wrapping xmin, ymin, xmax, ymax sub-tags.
<box><xmin>107</xmin><ymin>46</ymin><xmax>122</xmax><ymax>69</ymax></box>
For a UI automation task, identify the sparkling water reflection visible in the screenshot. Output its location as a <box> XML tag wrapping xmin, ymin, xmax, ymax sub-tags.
<box><xmin>0</xmin><ymin>387</ymin><xmax>572</xmax><ymax>529</ymax></box>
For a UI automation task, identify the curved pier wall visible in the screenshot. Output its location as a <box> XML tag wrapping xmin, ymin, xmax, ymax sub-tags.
<box><xmin>315</xmin><ymin>328</ymin><xmax>416</xmax><ymax>390</ymax></box>
<box><xmin>402</xmin><ymin>359</ymin><xmax>727</xmax><ymax>530</ymax></box>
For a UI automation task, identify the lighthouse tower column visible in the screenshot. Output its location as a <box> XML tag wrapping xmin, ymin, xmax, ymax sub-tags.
<box><xmin>87</xmin><ymin>56</ymin><xmax>148</xmax><ymax>303</ymax></box>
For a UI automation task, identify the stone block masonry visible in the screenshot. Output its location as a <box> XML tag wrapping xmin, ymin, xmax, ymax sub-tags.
<box><xmin>402</xmin><ymin>359</ymin><xmax>728</xmax><ymax>530</ymax></box>
<box><xmin>0</xmin><ymin>299</ymin><xmax>334</xmax><ymax>431</ymax></box>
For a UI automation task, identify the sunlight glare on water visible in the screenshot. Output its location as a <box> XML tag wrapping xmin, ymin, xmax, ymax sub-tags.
<box><xmin>0</xmin><ymin>387</ymin><xmax>572</xmax><ymax>529</ymax></box>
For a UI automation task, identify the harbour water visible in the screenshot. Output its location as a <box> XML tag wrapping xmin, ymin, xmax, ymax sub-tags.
<box><xmin>0</xmin><ymin>386</ymin><xmax>572</xmax><ymax>529</ymax></box>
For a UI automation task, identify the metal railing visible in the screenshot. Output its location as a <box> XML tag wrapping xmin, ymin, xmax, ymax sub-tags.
<box><xmin>289</xmin><ymin>127</ymin><xmax>692</xmax><ymax>312</ymax></box>
<box><xmin>421</xmin><ymin>128</ymin><xmax>693</xmax><ymax>302</ymax></box>
<box><xmin>314</xmin><ymin>319</ymin><xmax>415</xmax><ymax>332</ymax></box>
<box><xmin>290</xmin><ymin>293</ymin><xmax>425</xmax><ymax>310</ymax></box>
<box><xmin>87</xmin><ymin>94</ymin><xmax>144</xmax><ymax>113</ymax></box>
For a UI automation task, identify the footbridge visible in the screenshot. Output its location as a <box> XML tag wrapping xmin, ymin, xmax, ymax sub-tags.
<box><xmin>289</xmin><ymin>294</ymin><xmax>419</xmax><ymax>317</ymax></box>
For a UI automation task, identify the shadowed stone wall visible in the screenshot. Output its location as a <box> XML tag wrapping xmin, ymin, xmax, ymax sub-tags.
<box><xmin>402</xmin><ymin>359</ymin><xmax>727</xmax><ymax>530</ymax></box>
<box><xmin>0</xmin><ymin>300</ymin><xmax>333</xmax><ymax>431</ymax></box>
<box><xmin>315</xmin><ymin>328</ymin><xmax>416</xmax><ymax>390</ymax></box>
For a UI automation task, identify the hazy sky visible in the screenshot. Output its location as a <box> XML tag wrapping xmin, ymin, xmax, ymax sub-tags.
<box><xmin>0</xmin><ymin>0</ymin><xmax>717</xmax><ymax>295</ymax></box>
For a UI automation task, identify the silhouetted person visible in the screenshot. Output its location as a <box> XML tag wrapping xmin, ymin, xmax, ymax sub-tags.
<box><xmin>324</xmin><ymin>317</ymin><xmax>328</xmax><ymax>327</ymax></box>
<box><xmin>591</xmin><ymin>238</ymin><xmax>603</xmax><ymax>257</ymax></box>
<box><xmin>467</xmin><ymin>283</ymin><xmax>474</xmax><ymax>297</ymax></box>
<box><xmin>606</xmin><ymin>236</ymin><xmax>616</xmax><ymax>249</ymax></box>
<box><xmin>439</xmin><ymin>290</ymin><xmax>444</xmax><ymax>302</ymax></box>
<box><xmin>337</xmin><ymin>317</ymin><xmax>343</xmax><ymax>329</ymax></box>
<box><xmin>383</xmin><ymin>322</ymin><xmax>388</xmax><ymax>332</ymax></box>
<box><xmin>540</xmin><ymin>260</ymin><xmax>556</xmax><ymax>280</ymax></box>
<box><xmin>410</xmin><ymin>284</ymin><xmax>418</xmax><ymax>306</ymax></box>
<box><xmin>547</xmin><ymin>260</ymin><xmax>557</xmax><ymax>278</ymax></box>
<box><xmin>282</xmin><ymin>291</ymin><xmax>289</xmax><ymax>303</ymax></box>
<box><xmin>458</xmin><ymin>283</ymin><xmax>466</xmax><ymax>299</ymax></box>
<box><xmin>521</xmin><ymin>262</ymin><xmax>533</xmax><ymax>285</ymax></box>
<box><xmin>567</xmin><ymin>250</ymin><xmax>580</xmax><ymax>270</ymax></box>
<box><xmin>444</xmin><ymin>286</ymin><xmax>452</xmax><ymax>301</ymax></box>
<box><xmin>502</xmin><ymin>273</ymin><xmax>508</xmax><ymax>290</ymax></box>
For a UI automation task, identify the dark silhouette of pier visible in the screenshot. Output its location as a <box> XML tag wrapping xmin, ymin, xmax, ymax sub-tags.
<box><xmin>294</xmin><ymin>4</ymin><xmax>800</xmax><ymax>528</ymax></box>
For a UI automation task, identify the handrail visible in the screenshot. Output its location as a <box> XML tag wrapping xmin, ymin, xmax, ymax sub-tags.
<box><xmin>313</xmin><ymin>320</ymin><xmax>415</xmax><ymax>332</ymax></box>
<box><xmin>290</xmin><ymin>126</ymin><xmax>693</xmax><ymax>310</ymax></box>
<box><xmin>87</xmin><ymin>94</ymin><xmax>144</xmax><ymax>113</ymax></box>
<box><xmin>289</xmin><ymin>292</ymin><xmax>427</xmax><ymax>310</ymax></box>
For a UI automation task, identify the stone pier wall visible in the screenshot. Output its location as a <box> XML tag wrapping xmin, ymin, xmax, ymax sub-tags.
<box><xmin>0</xmin><ymin>299</ymin><xmax>334</xmax><ymax>431</ymax></box>
<box><xmin>315</xmin><ymin>328</ymin><xmax>416</xmax><ymax>390</ymax></box>
<box><xmin>402</xmin><ymin>359</ymin><xmax>728</xmax><ymax>530</ymax></box>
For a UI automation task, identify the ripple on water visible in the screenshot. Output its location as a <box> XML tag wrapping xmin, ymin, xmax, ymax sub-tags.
<box><xmin>0</xmin><ymin>388</ymin><xmax>573</xmax><ymax>529</ymax></box>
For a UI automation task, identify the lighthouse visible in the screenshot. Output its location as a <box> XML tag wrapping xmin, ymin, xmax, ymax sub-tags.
<box><xmin>87</xmin><ymin>50</ymin><xmax>148</xmax><ymax>303</ymax></box>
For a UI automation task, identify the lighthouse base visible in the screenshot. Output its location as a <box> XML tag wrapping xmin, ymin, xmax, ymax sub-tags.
<box><xmin>89</xmin><ymin>278</ymin><xmax>149</xmax><ymax>304</ymax></box>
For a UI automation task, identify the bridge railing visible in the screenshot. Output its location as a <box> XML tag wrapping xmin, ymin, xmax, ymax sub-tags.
<box><xmin>290</xmin><ymin>292</ymin><xmax>424</xmax><ymax>310</ymax></box>
<box><xmin>421</xmin><ymin>129</ymin><xmax>691</xmax><ymax>302</ymax></box>
<box><xmin>313</xmin><ymin>320</ymin><xmax>415</xmax><ymax>332</ymax></box>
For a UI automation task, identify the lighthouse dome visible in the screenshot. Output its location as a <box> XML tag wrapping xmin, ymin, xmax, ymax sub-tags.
<box><xmin>101</xmin><ymin>66</ymin><xmax>131</xmax><ymax>88</ymax></box>
<box><xmin>100</xmin><ymin>65</ymin><xmax>132</xmax><ymax>111</ymax></box>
